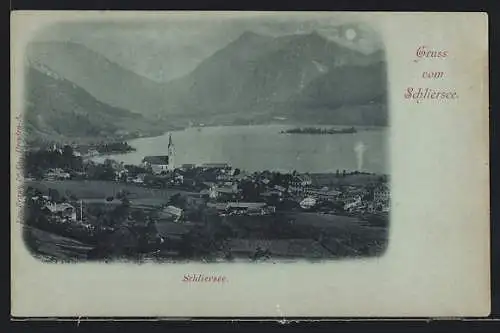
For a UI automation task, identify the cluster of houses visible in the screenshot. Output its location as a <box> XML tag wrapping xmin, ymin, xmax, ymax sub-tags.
<box><xmin>24</xmin><ymin>142</ymin><xmax>391</xmax><ymax>260</ymax></box>
<box><xmin>30</xmin><ymin>195</ymin><xmax>80</xmax><ymax>223</ymax></box>
<box><xmin>30</xmin><ymin>139</ymin><xmax>390</xmax><ymax>230</ymax></box>
<box><xmin>44</xmin><ymin>168</ymin><xmax>71</xmax><ymax>181</ymax></box>
<box><xmin>120</xmin><ymin>154</ymin><xmax>391</xmax><ymax>218</ymax></box>
<box><xmin>338</xmin><ymin>183</ymin><xmax>390</xmax><ymax>214</ymax></box>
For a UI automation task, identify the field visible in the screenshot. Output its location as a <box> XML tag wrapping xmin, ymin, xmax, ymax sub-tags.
<box><xmin>23</xmin><ymin>226</ymin><xmax>94</xmax><ymax>261</ymax></box>
<box><xmin>22</xmin><ymin>180</ymin><xmax>389</xmax><ymax>261</ymax></box>
<box><xmin>221</xmin><ymin>211</ymin><xmax>388</xmax><ymax>259</ymax></box>
<box><xmin>24</xmin><ymin>180</ymin><xmax>192</xmax><ymax>202</ymax></box>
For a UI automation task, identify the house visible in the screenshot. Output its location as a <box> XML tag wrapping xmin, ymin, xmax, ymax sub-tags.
<box><xmin>159</xmin><ymin>205</ymin><xmax>184</xmax><ymax>223</ymax></box>
<box><xmin>289</xmin><ymin>175</ymin><xmax>312</xmax><ymax>194</ymax></box>
<box><xmin>142</xmin><ymin>156</ymin><xmax>170</xmax><ymax>175</ymax></box>
<box><xmin>181</xmin><ymin>163</ymin><xmax>197</xmax><ymax>170</ymax></box>
<box><xmin>216</xmin><ymin>173</ymin><xmax>234</xmax><ymax>181</ymax></box>
<box><xmin>225</xmin><ymin>202</ymin><xmax>269</xmax><ymax>216</ymax></box>
<box><xmin>305</xmin><ymin>188</ymin><xmax>341</xmax><ymax>201</ymax></box>
<box><xmin>199</xmin><ymin>189</ymin><xmax>211</xmax><ymax>198</ymax></box>
<box><xmin>173</xmin><ymin>174</ymin><xmax>184</xmax><ymax>185</ymax></box>
<box><xmin>293</xmin><ymin>174</ymin><xmax>312</xmax><ymax>186</ymax></box>
<box><xmin>131</xmin><ymin>173</ymin><xmax>147</xmax><ymax>184</ymax></box>
<box><xmin>233</xmin><ymin>172</ymin><xmax>249</xmax><ymax>182</ymax></box>
<box><xmin>207</xmin><ymin>202</ymin><xmax>230</xmax><ymax>211</ymax></box>
<box><xmin>31</xmin><ymin>195</ymin><xmax>50</xmax><ymax>202</ymax></box>
<box><xmin>45</xmin><ymin>168</ymin><xmax>71</xmax><ymax>180</ymax></box>
<box><xmin>299</xmin><ymin>197</ymin><xmax>317</xmax><ymax>210</ymax></box>
<box><xmin>48</xmin><ymin>144</ymin><xmax>63</xmax><ymax>154</ymax></box>
<box><xmin>374</xmin><ymin>184</ymin><xmax>390</xmax><ymax>202</ymax></box>
<box><xmin>344</xmin><ymin>195</ymin><xmax>363</xmax><ymax>212</ymax></box>
<box><xmin>87</xmin><ymin>148</ymin><xmax>99</xmax><ymax>156</ymax></box>
<box><xmin>261</xmin><ymin>191</ymin><xmax>283</xmax><ymax>205</ymax></box>
<box><xmin>274</xmin><ymin>185</ymin><xmax>287</xmax><ymax>193</ymax></box>
<box><xmin>43</xmin><ymin>202</ymin><xmax>77</xmax><ymax>221</ymax></box>
<box><xmin>115</xmin><ymin>169</ymin><xmax>128</xmax><ymax>181</ymax></box>
<box><xmin>209</xmin><ymin>184</ymin><xmax>240</xmax><ymax>201</ymax></box>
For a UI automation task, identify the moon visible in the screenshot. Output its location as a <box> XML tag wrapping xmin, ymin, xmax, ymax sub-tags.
<box><xmin>345</xmin><ymin>28</ymin><xmax>357</xmax><ymax>41</ymax></box>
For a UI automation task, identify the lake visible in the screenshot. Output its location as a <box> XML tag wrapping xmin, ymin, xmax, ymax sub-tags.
<box><xmin>92</xmin><ymin>125</ymin><xmax>389</xmax><ymax>174</ymax></box>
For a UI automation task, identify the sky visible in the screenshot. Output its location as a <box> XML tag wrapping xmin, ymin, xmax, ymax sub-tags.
<box><xmin>33</xmin><ymin>13</ymin><xmax>384</xmax><ymax>82</ymax></box>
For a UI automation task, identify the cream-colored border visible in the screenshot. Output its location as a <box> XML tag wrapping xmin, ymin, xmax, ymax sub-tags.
<box><xmin>11</xmin><ymin>11</ymin><xmax>490</xmax><ymax>317</ymax></box>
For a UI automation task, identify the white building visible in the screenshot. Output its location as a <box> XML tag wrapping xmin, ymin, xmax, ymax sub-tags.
<box><xmin>344</xmin><ymin>195</ymin><xmax>363</xmax><ymax>212</ymax></box>
<box><xmin>209</xmin><ymin>184</ymin><xmax>239</xmax><ymax>200</ymax></box>
<box><xmin>159</xmin><ymin>205</ymin><xmax>184</xmax><ymax>223</ymax></box>
<box><xmin>45</xmin><ymin>168</ymin><xmax>71</xmax><ymax>180</ymax></box>
<box><xmin>300</xmin><ymin>197</ymin><xmax>317</xmax><ymax>210</ymax></box>
<box><xmin>142</xmin><ymin>156</ymin><xmax>169</xmax><ymax>175</ymax></box>
<box><xmin>141</xmin><ymin>134</ymin><xmax>176</xmax><ymax>174</ymax></box>
<box><xmin>44</xmin><ymin>202</ymin><xmax>77</xmax><ymax>222</ymax></box>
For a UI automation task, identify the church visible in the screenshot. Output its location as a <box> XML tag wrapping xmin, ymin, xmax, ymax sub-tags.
<box><xmin>142</xmin><ymin>134</ymin><xmax>175</xmax><ymax>175</ymax></box>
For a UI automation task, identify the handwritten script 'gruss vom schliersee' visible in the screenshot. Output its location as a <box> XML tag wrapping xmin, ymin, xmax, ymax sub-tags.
<box><xmin>404</xmin><ymin>45</ymin><xmax>458</xmax><ymax>103</ymax></box>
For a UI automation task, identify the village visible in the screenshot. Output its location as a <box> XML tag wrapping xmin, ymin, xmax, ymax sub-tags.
<box><xmin>21</xmin><ymin>135</ymin><xmax>390</xmax><ymax>262</ymax></box>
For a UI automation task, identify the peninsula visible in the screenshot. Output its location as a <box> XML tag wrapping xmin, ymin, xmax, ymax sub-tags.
<box><xmin>280</xmin><ymin>127</ymin><xmax>357</xmax><ymax>135</ymax></box>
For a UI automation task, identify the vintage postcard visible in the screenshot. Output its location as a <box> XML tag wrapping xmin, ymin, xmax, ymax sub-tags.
<box><xmin>11</xmin><ymin>11</ymin><xmax>489</xmax><ymax>317</ymax></box>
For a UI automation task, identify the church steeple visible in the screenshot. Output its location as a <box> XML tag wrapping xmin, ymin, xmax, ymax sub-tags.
<box><xmin>167</xmin><ymin>133</ymin><xmax>175</xmax><ymax>171</ymax></box>
<box><xmin>168</xmin><ymin>133</ymin><xmax>173</xmax><ymax>149</ymax></box>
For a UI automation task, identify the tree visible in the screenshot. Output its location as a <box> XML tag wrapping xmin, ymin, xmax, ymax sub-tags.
<box><xmin>121</xmin><ymin>196</ymin><xmax>130</xmax><ymax>208</ymax></box>
<box><xmin>240</xmin><ymin>180</ymin><xmax>261</xmax><ymax>201</ymax></box>
<box><xmin>48</xmin><ymin>188</ymin><xmax>60</xmax><ymax>202</ymax></box>
<box><xmin>167</xmin><ymin>193</ymin><xmax>186</xmax><ymax>209</ymax></box>
<box><xmin>62</xmin><ymin>145</ymin><xmax>74</xmax><ymax>158</ymax></box>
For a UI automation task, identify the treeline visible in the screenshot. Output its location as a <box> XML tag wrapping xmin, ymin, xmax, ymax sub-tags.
<box><xmin>95</xmin><ymin>141</ymin><xmax>135</xmax><ymax>154</ymax></box>
<box><xmin>281</xmin><ymin>127</ymin><xmax>357</xmax><ymax>134</ymax></box>
<box><xmin>24</xmin><ymin>145</ymin><xmax>83</xmax><ymax>178</ymax></box>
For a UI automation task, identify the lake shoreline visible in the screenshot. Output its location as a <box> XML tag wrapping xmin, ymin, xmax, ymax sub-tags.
<box><xmin>89</xmin><ymin>124</ymin><xmax>388</xmax><ymax>175</ymax></box>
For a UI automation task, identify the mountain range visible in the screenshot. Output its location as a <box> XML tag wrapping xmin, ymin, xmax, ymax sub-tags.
<box><xmin>24</xmin><ymin>63</ymin><xmax>164</xmax><ymax>144</ymax></box>
<box><xmin>24</xmin><ymin>30</ymin><xmax>388</xmax><ymax>142</ymax></box>
<box><xmin>161</xmin><ymin>31</ymin><xmax>387</xmax><ymax>125</ymax></box>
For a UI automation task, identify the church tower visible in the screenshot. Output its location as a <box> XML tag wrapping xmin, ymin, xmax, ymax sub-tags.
<box><xmin>167</xmin><ymin>133</ymin><xmax>175</xmax><ymax>171</ymax></box>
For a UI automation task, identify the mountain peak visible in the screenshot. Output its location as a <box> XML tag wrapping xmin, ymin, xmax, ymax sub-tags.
<box><xmin>237</xmin><ymin>31</ymin><xmax>269</xmax><ymax>42</ymax></box>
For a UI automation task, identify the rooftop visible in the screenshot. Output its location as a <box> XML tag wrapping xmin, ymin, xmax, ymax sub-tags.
<box><xmin>162</xmin><ymin>205</ymin><xmax>183</xmax><ymax>217</ymax></box>
<box><xmin>44</xmin><ymin>203</ymin><xmax>75</xmax><ymax>213</ymax></box>
<box><xmin>213</xmin><ymin>186</ymin><xmax>239</xmax><ymax>194</ymax></box>
<box><xmin>143</xmin><ymin>156</ymin><xmax>169</xmax><ymax>165</ymax></box>
<box><xmin>226</xmin><ymin>202</ymin><xmax>267</xmax><ymax>209</ymax></box>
